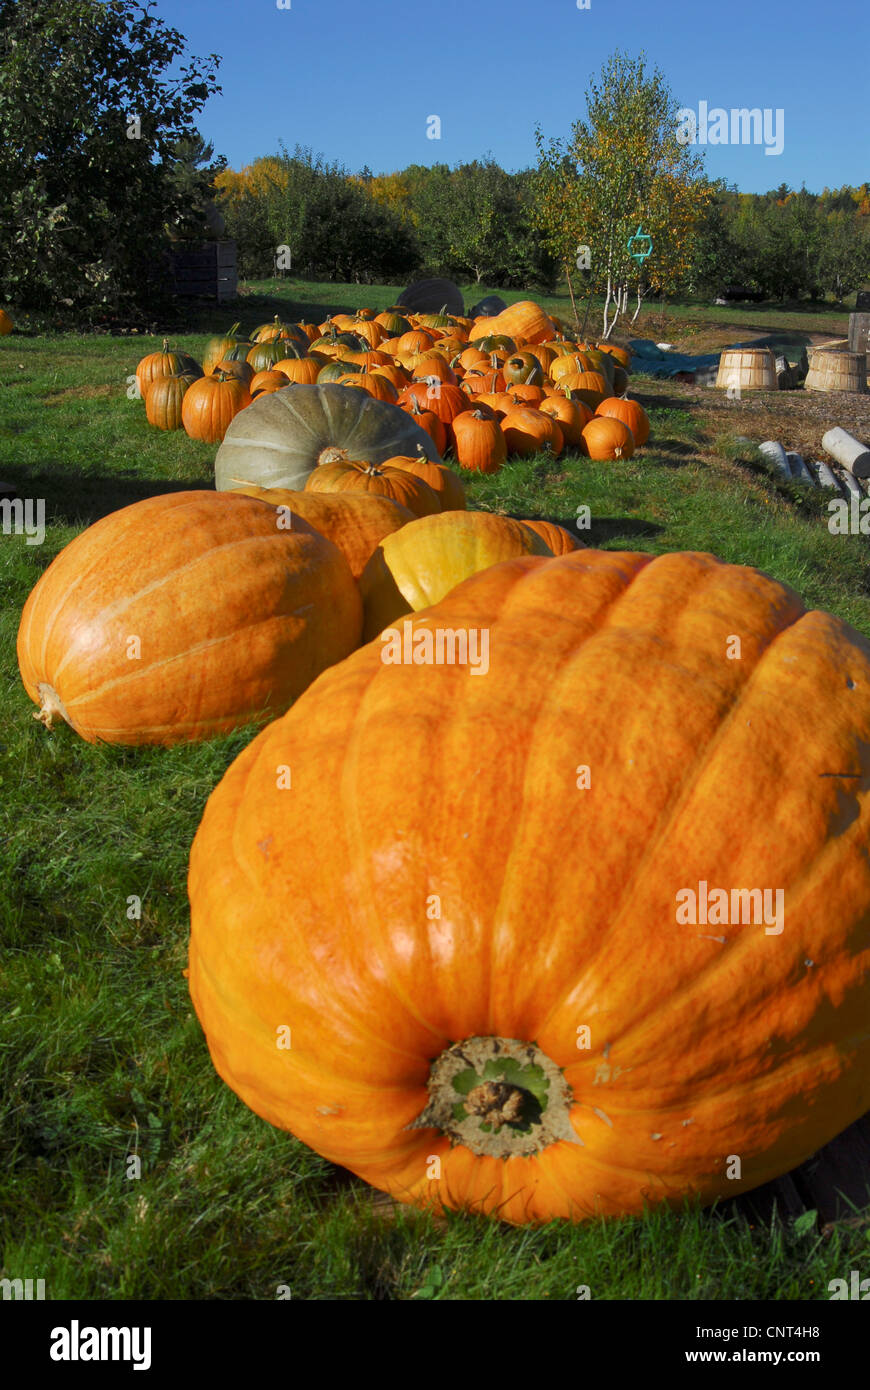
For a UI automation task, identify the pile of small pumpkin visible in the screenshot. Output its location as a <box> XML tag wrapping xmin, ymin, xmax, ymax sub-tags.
<box><xmin>135</xmin><ymin>299</ymin><xmax>650</xmax><ymax>465</ymax></box>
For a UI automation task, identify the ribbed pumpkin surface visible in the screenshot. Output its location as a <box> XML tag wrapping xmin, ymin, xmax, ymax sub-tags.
<box><xmin>17</xmin><ymin>491</ymin><xmax>362</xmax><ymax>745</ymax></box>
<box><xmin>188</xmin><ymin>549</ymin><xmax>870</xmax><ymax>1222</ymax></box>
<box><xmin>214</xmin><ymin>383</ymin><xmax>442</xmax><ymax>493</ymax></box>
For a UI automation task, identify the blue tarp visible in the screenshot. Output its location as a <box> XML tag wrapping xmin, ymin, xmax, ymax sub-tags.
<box><xmin>627</xmin><ymin>339</ymin><xmax>721</xmax><ymax>378</ymax></box>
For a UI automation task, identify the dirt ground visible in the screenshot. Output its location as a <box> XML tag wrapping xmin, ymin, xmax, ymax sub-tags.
<box><xmin>627</xmin><ymin>318</ymin><xmax>870</xmax><ymax>460</ymax></box>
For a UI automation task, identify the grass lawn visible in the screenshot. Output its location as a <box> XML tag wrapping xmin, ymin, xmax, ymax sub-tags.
<box><xmin>2</xmin><ymin>281</ymin><xmax>870</xmax><ymax>1300</ymax></box>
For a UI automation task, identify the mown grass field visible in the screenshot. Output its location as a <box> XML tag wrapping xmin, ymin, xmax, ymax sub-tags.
<box><xmin>2</xmin><ymin>281</ymin><xmax>870</xmax><ymax>1300</ymax></box>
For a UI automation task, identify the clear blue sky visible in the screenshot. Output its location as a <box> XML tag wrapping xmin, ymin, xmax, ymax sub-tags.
<box><xmin>156</xmin><ymin>0</ymin><xmax>868</xmax><ymax>194</ymax></box>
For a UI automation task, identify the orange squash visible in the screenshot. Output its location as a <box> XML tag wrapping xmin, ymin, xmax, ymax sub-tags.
<box><xmin>519</xmin><ymin>518</ymin><xmax>583</xmax><ymax>553</ymax></box>
<box><xmin>229</xmin><ymin>484</ymin><xmax>414</xmax><ymax>580</ymax></box>
<box><xmin>595</xmin><ymin>396</ymin><xmax>650</xmax><ymax>448</ymax></box>
<box><xmin>304</xmin><ymin>455</ymin><xmax>440</xmax><ymax>518</ymax></box>
<box><xmin>582</xmin><ymin>416</ymin><xmax>635</xmax><ymax>461</ymax></box>
<box><xmin>182</xmin><ymin>371</ymin><xmax>251</xmax><ymax>442</ymax></box>
<box><xmin>500</xmin><ymin>407</ymin><xmax>564</xmax><ymax>458</ymax></box>
<box><xmin>188</xmin><ymin>548</ymin><xmax>870</xmax><ymax>1222</ymax></box>
<box><xmin>17</xmin><ymin>491</ymin><xmax>362</xmax><ymax>745</ymax></box>
<box><xmin>383</xmin><ymin>447</ymin><xmax>466</xmax><ymax>512</ymax></box>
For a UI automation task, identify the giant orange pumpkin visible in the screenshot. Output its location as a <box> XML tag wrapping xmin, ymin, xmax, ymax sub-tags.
<box><xmin>17</xmin><ymin>491</ymin><xmax>362</xmax><ymax>745</ymax></box>
<box><xmin>229</xmin><ymin>485</ymin><xmax>414</xmax><ymax>580</ymax></box>
<box><xmin>187</xmin><ymin>548</ymin><xmax>870</xmax><ymax>1222</ymax></box>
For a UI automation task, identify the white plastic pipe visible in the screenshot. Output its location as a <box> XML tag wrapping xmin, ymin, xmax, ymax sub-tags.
<box><xmin>758</xmin><ymin>440</ymin><xmax>792</xmax><ymax>478</ymax></box>
<box><xmin>786</xmin><ymin>452</ymin><xmax>815</xmax><ymax>484</ymax></box>
<box><xmin>812</xmin><ymin>460</ymin><xmax>841</xmax><ymax>491</ymax></box>
<box><xmin>822</xmin><ymin>427</ymin><xmax>870</xmax><ymax>478</ymax></box>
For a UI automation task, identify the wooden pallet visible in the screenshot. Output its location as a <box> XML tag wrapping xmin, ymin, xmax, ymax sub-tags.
<box><xmin>728</xmin><ymin>1111</ymin><xmax>870</xmax><ymax>1226</ymax></box>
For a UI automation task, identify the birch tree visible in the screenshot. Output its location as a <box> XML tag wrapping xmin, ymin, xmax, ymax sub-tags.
<box><xmin>534</xmin><ymin>51</ymin><xmax>711</xmax><ymax>337</ymax></box>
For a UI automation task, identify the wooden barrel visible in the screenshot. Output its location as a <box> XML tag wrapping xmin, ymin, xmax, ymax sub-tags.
<box><xmin>715</xmin><ymin>347</ymin><xmax>777</xmax><ymax>391</ymax></box>
<box><xmin>805</xmin><ymin>348</ymin><xmax>868</xmax><ymax>394</ymax></box>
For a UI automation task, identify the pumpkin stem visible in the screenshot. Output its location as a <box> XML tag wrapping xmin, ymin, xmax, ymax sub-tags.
<box><xmin>34</xmin><ymin>682</ymin><xmax>72</xmax><ymax>732</ymax></box>
<box><xmin>408</xmin><ymin>1036</ymin><xmax>581</xmax><ymax>1159</ymax></box>
<box><xmin>317</xmin><ymin>446</ymin><xmax>351</xmax><ymax>468</ymax></box>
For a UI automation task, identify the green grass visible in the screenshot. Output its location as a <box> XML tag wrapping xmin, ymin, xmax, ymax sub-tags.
<box><xmin>2</xmin><ymin>293</ymin><xmax>870</xmax><ymax>1301</ymax></box>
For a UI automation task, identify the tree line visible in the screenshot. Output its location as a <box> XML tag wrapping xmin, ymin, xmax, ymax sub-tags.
<box><xmin>1</xmin><ymin>2</ymin><xmax>867</xmax><ymax>323</ymax></box>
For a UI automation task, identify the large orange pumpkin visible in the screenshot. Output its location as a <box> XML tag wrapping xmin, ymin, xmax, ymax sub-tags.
<box><xmin>187</xmin><ymin>548</ymin><xmax>870</xmax><ymax>1223</ymax></box>
<box><xmin>17</xmin><ymin>492</ymin><xmax>362</xmax><ymax>745</ymax></box>
<box><xmin>229</xmin><ymin>484</ymin><xmax>414</xmax><ymax>580</ymax></box>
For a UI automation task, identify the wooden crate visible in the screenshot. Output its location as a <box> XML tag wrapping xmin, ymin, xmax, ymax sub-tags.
<box><xmin>169</xmin><ymin>240</ymin><xmax>237</xmax><ymax>304</ymax></box>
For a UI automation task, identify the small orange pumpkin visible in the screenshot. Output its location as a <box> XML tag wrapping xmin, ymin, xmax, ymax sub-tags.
<box><xmin>383</xmin><ymin>446</ymin><xmax>467</xmax><ymax>512</ymax></box>
<box><xmin>273</xmin><ymin>356</ymin><xmax>321</xmax><ymax>385</ymax></box>
<box><xmin>304</xmin><ymin>455</ymin><xmax>441</xmax><ymax>518</ymax></box>
<box><xmin>136</xmin><ymin>339</ymin><xmax>201</xmax><ymax>399</ymax></box>
<box><xmin>581</xmin><ymin>415</ymin><xmax>635</xmax><ymax>461</ymax></box>
<box><xmin>249</xmin><ymin>370</ymin><xmax>290</xmax><ymax>398</ymax></box>
<box><xmin>451</xmin><ymin>409</ymin><xmax>507</xmax><ymax>473</ymax></box>
<box><xmin>538</xmin><ymin>394</ymin><xmax>592</xmax><ymax>448</ymax></box>
<box><xmin>501</xmin><ymin>407</ymin><xmax>564</xmax><ymax>458</ymax></box>
<box><xmin>404</xmin><ymin>395</ymin><xmax>448</xmax><ymax>455</ymax></box>
<box><xmin>145</xmin><ymin>372</ymin><xmax>200</xmax><ymax>430</ymax></box>
<box><xmin>182</xmin><ymin>371</ymin><xmax>251</xmax><ymax>443</ymax></box>
<box><xmin>595</xmin><ymin>396</ymin><xmax>650</xmax><ymax>448</ymax></box>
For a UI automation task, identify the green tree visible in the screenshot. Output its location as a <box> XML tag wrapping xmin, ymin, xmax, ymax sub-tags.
<box><xmin>0</xmin><ymin>0</ymin><xmax>221</xmax><ymax>316</ymax></box>
<box><xmin>534</xmin><ymin>50</ymin><xmax>711</xmax><ymax>335</ymax></box>
<box><xmin>820</xmin><ymin>212</ymin><xmax>870</xmax><ymax>302</ymax></box>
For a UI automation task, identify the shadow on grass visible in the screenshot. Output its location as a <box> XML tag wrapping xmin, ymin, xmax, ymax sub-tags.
<box><xmin>511</xmin><ymin>513</ymin><xmax>663</xmax><ymax>546</ymax></box>
<box><xmin>2</xmin><ymin>468</ymin><xmax>214</xmax><ymax>529</ymax></box>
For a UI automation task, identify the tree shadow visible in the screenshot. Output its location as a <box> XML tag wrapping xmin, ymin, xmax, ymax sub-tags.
<box><xmin>1</xmin><ymin>466</ymin><xmax>213</xmax><ymax>530</ymax></box>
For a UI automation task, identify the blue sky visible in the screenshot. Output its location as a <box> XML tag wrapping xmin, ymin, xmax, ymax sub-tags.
<box><xmin>157</xmin><ymin>0</ymin><xmax>868</xmax><ymax>194</ymax></box>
